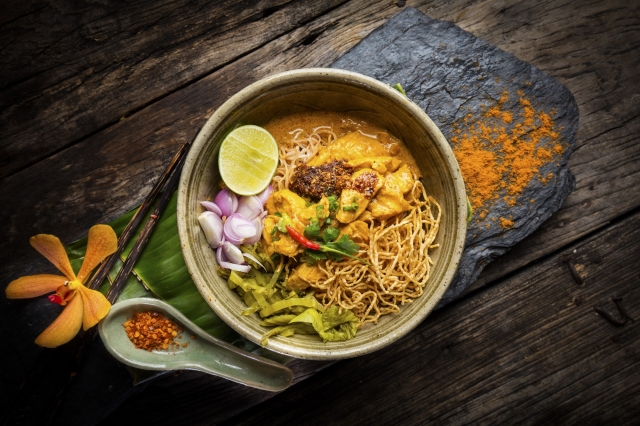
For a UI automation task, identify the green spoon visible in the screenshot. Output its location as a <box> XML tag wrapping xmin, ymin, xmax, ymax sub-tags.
<box><xmin>98</xmin><ymin>298</ymin><xmax>293</xmax><ymax>391</ymax></box>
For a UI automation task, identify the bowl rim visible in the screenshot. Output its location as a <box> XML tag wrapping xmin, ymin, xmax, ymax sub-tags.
<box><xmin>177</xmin><ymin>68</ymin><xmax>467</xmax><ymax>360</ymax></box>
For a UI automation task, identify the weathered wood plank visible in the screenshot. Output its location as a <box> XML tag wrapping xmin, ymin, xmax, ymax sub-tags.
<box><xmin>0</xmin><ymin>0</ymin><xmax>347</xmax><ymax>179</ymax></box>
<box><xmin>2</xmin><ymin>0</ymin><xmax>638</xmax><ymax>293</ymax></box>
<box><xmin>0</xmin><ymin>0</ymin><xmax>410</xmax><ymax>287</ymax></box>
<box><xmin>94</xmin><ymin>359</ymin><xmax>334</xmax><ymax>425</ymax></box>
<box><xmin>215</xmin><ymin>208</ymin><xmax>640</xmax><ymax>425</ymax></box>
<box><xmin>1</xmin><ymin>0</ymin><xmax>639</xmax><ymax>423</ymax></box>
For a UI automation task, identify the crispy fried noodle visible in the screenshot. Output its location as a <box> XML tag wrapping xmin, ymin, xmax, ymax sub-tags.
<box><xmin>272</xmin><ymin>126</ymin><xmax>336</xmax><ymax>191</ymax></box>
<box><xmin>275</xmin><ymin>126</ymin><xmax>441</xmax><ymax>327</ymax></box>
<box><xmin>314</xmin><ymin>181</ymin><xmax>440</xmax><ymax>325</ymax></box>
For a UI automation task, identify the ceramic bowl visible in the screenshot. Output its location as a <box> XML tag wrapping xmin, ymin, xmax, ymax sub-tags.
<box><xmin>177</xmin><ymin>68</ymin><xmax>467</xmax><ymax>360</ymax></box>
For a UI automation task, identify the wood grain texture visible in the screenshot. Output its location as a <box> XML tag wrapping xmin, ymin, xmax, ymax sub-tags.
<box><xmin>99</xmin><ymin>359</ymin><xmax>334</xmax><ymax>425</ymax></box>
<box><xmin>0</xmin><ymin>0</ymin><xmax>347</xmax><ymax>179</ymax></box>
<box><xmin>2</xmin><ymin>0</ymin><xmax>638</xmax><ymax>294</ymax></box>
<box><xmin>1</xmin><ymin>0</ymin><xmax>639</xmax><ymax>423</ymax></box>
<box><xmin>218</xmin><ymin>208</ymin><xmax>640</xmax><ymax>425</ymax></box>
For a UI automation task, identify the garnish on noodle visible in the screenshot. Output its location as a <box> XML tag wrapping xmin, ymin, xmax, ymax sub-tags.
<box><xmin>262</xmin><ymin>111</ymin><xmax>441</xmax><ymax>329</ymax></box>
<box><xmin>201</xmin><ymin>111</ymin><xmax>441</xmax><ymax>344</ymax></box>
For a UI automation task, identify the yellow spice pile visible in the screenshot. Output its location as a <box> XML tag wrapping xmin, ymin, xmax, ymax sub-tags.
<box><xmin>450</xmin><ymin>90</ymin><xmax>564</xmax><ymax>228</ymax></box>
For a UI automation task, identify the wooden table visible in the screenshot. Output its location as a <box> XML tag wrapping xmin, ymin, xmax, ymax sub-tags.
<box><xmin>2</xmin><ymin>0</ymin><xmax>639</xmax><ymax>424</ymax></box>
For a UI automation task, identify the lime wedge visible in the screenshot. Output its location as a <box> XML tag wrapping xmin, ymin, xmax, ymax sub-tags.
<box><xmin>218</xmin><ymin>125</ymin><xmax>279</xmax><ymax>195</ymax></box>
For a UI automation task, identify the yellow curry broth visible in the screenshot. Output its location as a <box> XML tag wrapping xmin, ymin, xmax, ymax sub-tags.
<box><xmin>263</xmin><ymin>111</ymin><xmax>420</xmax><ymax>175</ymax></box>
<box><xmin>261</xmin><ymin>111</ymin><xmax>421</xmax><ymax>267</ymax></box>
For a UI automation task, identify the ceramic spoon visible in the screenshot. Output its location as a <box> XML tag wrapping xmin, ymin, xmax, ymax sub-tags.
<box><xmin>98</xmin><ymin>297</ymin><xmax>293</xmax><ymax>391</ymax></box>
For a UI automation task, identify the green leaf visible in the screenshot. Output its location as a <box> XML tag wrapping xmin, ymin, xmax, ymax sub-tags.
<box><xmin>323</xmin><ymin>234</ymin><xmax>359</xmax><ymax>255</ymax></box>
<box><xmin>319</xmin><ymin>234</ymin><xmax>368</xmax><ymax>265</ymax></box>
<box><xmin>322</xmin><ymin>227</ymin><xmax>339</xmax><ymax>243</ymax></box>
<box><xmin>391</xmin><ymin>83</ymin><xmax>407</xmax><ymax>96</ymax></box>
<box><xmin>259</xmin><ymin>297</ymin><xmax>323</xmax><ymax>317</ymax></box>
<box><xmin>66</xmin><ymin>192</ymin><xmax>239</xmax><ymax>342</ymax></box>
<box><xmin>289</xmin><ymin>306</ymin><xmax>358</xmax><ymax>342</ymax></box>
<box><xmin>304</xmin><ymin>217</ymin><xmax>321</xmax><ymax>240</ymax></box>
<box><xmin>301</xmin><ymin>249</ymin><xmax>327</xmax><ymax>265</ymax></box>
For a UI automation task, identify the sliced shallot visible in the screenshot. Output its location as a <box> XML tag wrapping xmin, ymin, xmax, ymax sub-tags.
<box><xmin>243</xmin><ymin>217</ymin><xmax>263</xmax><ymax>245</ymax></box>
<box><xmin>214</xmin><ymin>188</ymin><xmax>238</xmax><ymax>217</ymax></box>
<box><xmin>201</xmin><ymin>186</ymin><xmax>270</xmax><ymax>271</ymax></box>
<box><xmin>216</xmin><ymin>245</ymin><xmax>251</xmax><ymax>273</ymax></box>
<box><xmin>236</xmin><ymin>195</ymin><xmax>263</xmax><ymax>220</ymax></box>
<box><xmin>256</xmin><ymin>184</ymin><xmax>273</xmax><ymax>205</ymax></box>
<box><xmin>224</xmin><ymin>213</ymin><xmax>257</xmax><ymax>245</ymax></box>
<box><xmin>200</xmin><ymin>201</ymin><xmax>222</xmax><ymax>217</ymax></box>
<box><xmin>198</xmin><ymin>211</ymin><xmax>224</xmax><ymax>249</ymax></box>
<box><xmin>222</xmin><ymin>242</ymin><xmax>244</xmax><ymax>264</ymax></box>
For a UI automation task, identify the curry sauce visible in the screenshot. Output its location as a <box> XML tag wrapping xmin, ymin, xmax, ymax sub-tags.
<box><xmin>263</xmin><ymin>111</ymin><xmax>420</xmax><ymax>175</ymax></box>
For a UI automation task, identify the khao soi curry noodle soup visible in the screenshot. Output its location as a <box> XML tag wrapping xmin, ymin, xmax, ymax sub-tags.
<box><xmin>201</xmin><ymin>111</ymin><xmax>441</xmax><ymax>346</ymax></box>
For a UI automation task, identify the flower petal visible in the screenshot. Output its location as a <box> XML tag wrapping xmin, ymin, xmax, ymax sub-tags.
<box><xmin>5</xmin><ymin>274</ymin><xmax>67</xmax><ymax>299</ymax></box>
<box><xmin>34</xmin><ymin>293</ymin><xmax>83</xmax><ymax>348</ymax></box>
<box><xmin>30</xmin><ymin>234</ymin><xmax>76</xmax><ymax>281</ymax></box>
<box><xmin>78</xmin><ymin>286</ymin><xmax>111</xmax><ymax>330</ymax></box>
<box><xmin>77</xmin><ymin>225</ymin><xmax>118</xmax><ymax>284</ymax></box>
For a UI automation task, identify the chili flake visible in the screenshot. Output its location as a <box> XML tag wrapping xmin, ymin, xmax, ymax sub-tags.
<box><xmin>123</xmin><ymin>311</ymin><xmax>187</xmax><ymax>351</ymax></box>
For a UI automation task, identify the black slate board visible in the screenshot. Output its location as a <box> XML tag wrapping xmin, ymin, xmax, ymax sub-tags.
<box><xmin>332</xmin><ymin>7</ymin><xmax>579</xmax><ymax>305</ymax></box>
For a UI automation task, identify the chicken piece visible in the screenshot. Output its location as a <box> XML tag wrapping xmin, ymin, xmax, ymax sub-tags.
<box><xmin>267</xmin><ymin>189</ymin><xmax>325</xmax><ymax>226</ymax></box>
<box><xmin>367</xmin><ymin>164</ymin><xmax>415</xmax><ymax>220</ymax></box>
<box><xmin>389</xmin><ymin>164</ymin><xmax>415</xmax><ymax>193</ymax></box>
<box><xmin>376</xmin><ymin>132</ymin><xmax>401</xmax><ymax>155</ymax></box>
<box><xmin>307</xmin><ymin>132</ymin><xmax>392</xmax><ymax>166</ymax></box>
<box><xmin>261</xmin><ymin>216</ymin><xmax>301</xmax><ymax>257</ymax></box>
<box><xmin>356</xmin><ymin>210</ymin><xmax>373</xmax><ymax>222</ymax></box>
<box><xmin>286</xmin><ymin>263</ymin><xmax>327</xmax><ymax>291</ymax></box>
<box><xmin>336</xmin><ymin>169</ymin><xmax>385</xmax><ymax>224</ymax></box>
<box><xmin>347</xmin><ymin>156</ymin><xmax>403</xmax><ymax>174</ymax></box>
<box><xmin>262</xmin><ymin>191</ymin><xmax>331</xmax><ymax>257</ymax></box>
<box><xmin>264</xmin><ymin>194</ymin><xmax>277</xmax><ymax>215</ymax></box>
<box><xmin>339</xmin><ymin>220</ymin><xmax>370</xmax><ymax>244</ymax></box>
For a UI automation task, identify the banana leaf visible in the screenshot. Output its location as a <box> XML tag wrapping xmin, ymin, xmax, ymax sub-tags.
<box><xmin>66</xmin><ymin>192</ymin><xmax>240</xmax><ymax>338</ymax></box>
<box><xmin>66</xmin><ymin>191</ymin><xmax>292</xmax><ymax>382</ymax></box>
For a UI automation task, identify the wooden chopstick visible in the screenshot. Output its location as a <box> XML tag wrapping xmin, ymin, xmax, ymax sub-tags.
<box><xmin>43</xmin><ymin>133</ymin><xmax>195</xmax><ymax>424</ymax></box>
<box><xmin>0</xmin><ymin>130</ymin><xmax>199</xmax><ymax>426</ymax></box>
<box><xmin>106</xmin><ymin>139</ymin><xmax>190</xmax><ymax>302</ymax></box>
<box><xmin>44</xmin><ymin>131</ymin><xmax>197</xmax><ymax>425</ymax></box>
<box><xmin>87</xmin><ymin>135</ymin><xmax>194</xmax><ymax>291</ymax></box>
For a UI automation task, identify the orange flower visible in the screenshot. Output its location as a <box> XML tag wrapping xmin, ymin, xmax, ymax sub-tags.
<box><xmin>6</xmin><ymin>225</ymin><xmax>117</xmax><ymax>348</ymax></box>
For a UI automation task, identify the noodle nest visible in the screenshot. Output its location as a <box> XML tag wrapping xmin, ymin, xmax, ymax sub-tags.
<box><xmin>273</xmin><ymin>126</ymin><xmax>441</xmax><ymax>327</ymax></box>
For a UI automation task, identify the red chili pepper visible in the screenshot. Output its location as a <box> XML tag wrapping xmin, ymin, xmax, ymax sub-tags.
<box><xmin>48</xmin><ymin>294</ymin><xmax>64</xmax><ymax>305</ymax></box>
<box><xmin>285</xmin><ymin>225</ymin><xmax>320</xmax><ymax>250</ymax></box>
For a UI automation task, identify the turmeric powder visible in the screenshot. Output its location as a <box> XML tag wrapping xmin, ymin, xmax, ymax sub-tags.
<box><xmin>450</xmin><ymin>91</ymin><xmax>563</xmax><ymax>215</ymax></box>
<box><xmin>500</xmin><ymin>218</ymin><xmax>514</xmax><ymax>229</ymax></box>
